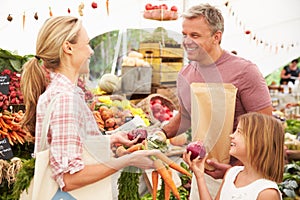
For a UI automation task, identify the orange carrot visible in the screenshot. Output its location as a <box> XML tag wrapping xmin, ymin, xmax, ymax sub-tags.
<box><xmin>152</xmin><ymin>170</ymin><xmax>158</xmax><ymax>200</ymax></box>
<box><xmin>12</xmin><ymin>131</ymin><xmax>24</xmax><ymax>145</ymax></box>
<box><xmin>22</xmin><ymin>12</ymin><xmax>25</xmax><ymax>30</ymax></box>
<box><xmin>153</xmin><ymin>159</ymin><xmax>180</xmax><ymax>200</ymax></box>
<box><xmin>0</xmin><ymin>117</ymin><xmax>11</xmax><ymax>130</ymax></box>
<box><xmin>49</xmin><ymin>7</ymin><xmax>53</xmax><ymax>17</ymax></box>
<box><xmin>126</xmin><ymin>143</ymin><xmax>143</xmax><ymax>153</ymax></box>
<box><xmin>164</xmin><ymin>169</ymin><xmax>172</xmax><ymax>200</ymax></box>
<box><xmin>0</xmin><ymin>129</ymin><xmax>8</xmax><ymax>136</ymax></box>
<box><xmin>6</xmin><ymin>134</ymin><xmax>14</xmax><ymax>146</ymax></box>
<box><xmin>156</xmin><ymin>152</ymin><xmax>192</xmax><ymax>177</ymax></box>
<box><xmin>106</xmin><ymin>0</ymin><xmax>109</xmax><ymax>16</ymax></box>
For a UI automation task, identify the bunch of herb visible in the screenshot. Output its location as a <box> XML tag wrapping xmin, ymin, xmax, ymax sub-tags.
<box><xmin>118</xmin><ymin>166</ymin><xmax>142</xmax><ymax>200</ymax></box>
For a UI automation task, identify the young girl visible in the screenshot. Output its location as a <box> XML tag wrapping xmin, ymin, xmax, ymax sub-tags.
<box><xmin>183</xmin><ymin>112</ymin><xmax>285</xmax><ymax>199</ymax></box>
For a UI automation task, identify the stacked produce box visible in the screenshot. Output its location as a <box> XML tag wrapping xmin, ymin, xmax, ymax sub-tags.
<box><xmin>138</xmin><ymin>42</ymin><xmax>184</xmax><ymax>86</ymax></box>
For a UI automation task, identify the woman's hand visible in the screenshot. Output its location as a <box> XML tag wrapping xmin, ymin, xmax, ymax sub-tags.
<box><xmin>110</xmin><ymin>131</ymin><xmax>140</xmax><ymax>146</ymax></box>
<box><xmin>127</xmin><ymin>149</ymin><xmax>161</xmax><ymax>169</ymax></box>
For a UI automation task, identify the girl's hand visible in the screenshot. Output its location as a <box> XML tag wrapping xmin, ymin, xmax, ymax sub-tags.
<box><xmin>183</xmin><ymin>150</ymin><xmax>207</xmax><ymax>178</ymax></box>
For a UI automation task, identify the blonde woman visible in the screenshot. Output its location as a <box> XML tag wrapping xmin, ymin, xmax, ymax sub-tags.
<box><xmin>21</xmin><ymin>16</ymin><xmax>158</xmax><ymax>198</ymax></box>
<box><xmin>184</xmin><ymin>112</ymin><xmax>285</xmax><ymax>200</ymax></box>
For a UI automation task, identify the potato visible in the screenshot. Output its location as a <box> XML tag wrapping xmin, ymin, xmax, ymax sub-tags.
<box><xmin>105</xmin><ymin>118</ymin><xmax>116</xmax><ymax>128</ymax></box>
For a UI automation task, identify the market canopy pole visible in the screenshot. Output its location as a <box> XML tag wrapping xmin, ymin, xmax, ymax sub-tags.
<box><xmin>111</xmin><ymin>29</ymin><xmax>123</xmax><ymax>75</ymax></box>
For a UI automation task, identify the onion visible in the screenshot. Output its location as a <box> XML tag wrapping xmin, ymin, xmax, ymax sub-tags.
<box><xmin>186</xmin><ymin>141</ymin><xmax>206</xmax><ymax>160</ymax></box>
<box><xmin>127</xmin><ymin>128</ymin><xmax>148</xmax><ymax>143</ymax></box>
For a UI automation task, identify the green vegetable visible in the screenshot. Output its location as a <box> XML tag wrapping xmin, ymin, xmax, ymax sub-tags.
<box><xmin>11</xmin><ymin>158</ymin><xmax>35</xmax><ymax>199</ymax></box>
<box><xmin>285</xmin><ymin>119</ymin><xmax>300</xmax><ymax>135</ymax></box>
<box><xmin>118</xmin><ymin>166</ymin><xmax>141</xmax><ymax>200</ymax></box>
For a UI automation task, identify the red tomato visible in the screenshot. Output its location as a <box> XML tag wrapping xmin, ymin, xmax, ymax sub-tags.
<box><xmin>145</xmin><ymin>3</ymin><xmax>153</xmax><ymax>10</ymax></box>
<box><xmin>170</xmin><ymin>5</ymin><xmax>178</xmax><ymax>12</ymax></box>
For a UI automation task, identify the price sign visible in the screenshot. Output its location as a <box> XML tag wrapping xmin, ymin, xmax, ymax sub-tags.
<box><xmin>0</xmin><ymin>75</ymin><xmax>10</xmax><ymax>95</ymax></box>
<box><xmin>0</xmin><ymin>138</ymin><xmax>13</xmax><ymax>160</ymax></box>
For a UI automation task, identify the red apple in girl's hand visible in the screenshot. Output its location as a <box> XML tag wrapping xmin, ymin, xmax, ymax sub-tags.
<box><xmin>186</xmin><ymin>141</ymin><xmax>206</xmax><ymax>160</ymax></box>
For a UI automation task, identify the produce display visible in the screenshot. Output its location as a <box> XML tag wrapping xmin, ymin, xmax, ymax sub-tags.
<box><xmin>116</xmin><ymin>129</ymin><xmax>192</xmax><ymax>200</ymax></box>
<box><xmin>93</xmin><ymin>96</ymin><xmax>150</xmax><ymax>132</ymax></box>
<box><xmin>143</xmin><ymin>3</ymin><xmax>178</xmax><ymax>21</ymax></box>
<box><xmin>150</xmin><ymin>97</ymin><xmax>174</xmax><ymax>122</ymax></box>
<box><xmin>121</xmin><ymin>50</ymin><xmax>150</xmax><ymax>67</ymax></box>
<box><xmin>137</xmin><ymin>94</ymin><xmax>176</xmax><ymax>124</ymax></box>
<box><xmin>0</xmin><ymin>110</ymin><xmax>33</xmax><ymax>146</ymax></box>
<box><xmin>0</xmin><ymin>69</ymin><xmax>23</xmax><ymax>110</ymax></box>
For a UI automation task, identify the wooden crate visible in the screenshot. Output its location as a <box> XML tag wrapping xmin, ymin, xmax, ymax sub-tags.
<box><xmin>152</xmin><ymin>71</ymin><xmax>178</xmax><ymax>85</ymax></box>
<box><xmin>150</xmin><ymin>58</ymin><xmax>183</xmax><ymax>72</ymax></box>
<box><xmin>161</xmin><ymin>47</ymin><xmax>184</xmax><ymax>58</ymax></box>
<box><xmin>139</xmin><ymin>43</ymin><xmax>184</xmax><ymax>58</ymax></box>
<box><xmin>139</xmin><ymin>43</ymin><xmax>161</xmax><ymax>57</ymax></box>
<box><xmin>160</xmin><ymin>62</ymin><xmax>183</xmax><ymax>72</ymax></box>
<box><xmin>121</xmin><ymin>66</ymin><xmax>152</xmax><ymax>94</ymax></box>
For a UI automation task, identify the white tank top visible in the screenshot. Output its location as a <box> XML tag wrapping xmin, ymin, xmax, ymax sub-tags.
<box><xmin>220</xmin><ymin>166</ymin><xmax>282</xmax><ymax>200</ymax></box>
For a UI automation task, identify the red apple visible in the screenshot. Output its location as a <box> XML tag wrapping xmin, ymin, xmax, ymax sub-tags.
<box><xmin>154</xmin><ymin>98</ymin><xmax>162</xmax><ymax>104</ymax></box>
<box><xmin>170</xmin><ymin>6</ymin><xmax>178</xmax><ymax>12</ymax></box>
<box><xmin>152</xmin><ymin>5</ymin><xmax>159</xmax><ymax>10</ymax></box>
<box><xmin>151</xmin><ymin>103</ymin><xmax>163</xmax><ymax>113</ymax></box>
<box><xmin>91</xmin><ymin>2</ymin><xmax>98</xmax><ymax>9</ymax></box>
<box><xmin>159</xmin><ymin>4</ymin><xmax>168</xmax><ymax>10</ymax></box>
<box><xmin>145</xmin><ymin>3</ymin><xmax>153</xmax><ymax>10</ymax></box>
<box><xmin>153</xmin><ymin>112</ymin><xmax>161</xmax><ymax>120</ymax></box>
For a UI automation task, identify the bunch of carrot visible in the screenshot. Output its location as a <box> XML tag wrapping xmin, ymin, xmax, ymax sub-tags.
<box><xmin>0</xmin><ymin>110</ymin><xmax>34</xmax><ymax>145</ymax></box>
<box><xmin>116</xmin><ymin>141</ymin><xmax>192</xmax><ymax>200</ymax></box>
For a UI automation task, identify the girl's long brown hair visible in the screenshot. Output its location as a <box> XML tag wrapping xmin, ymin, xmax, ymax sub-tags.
<box><xmin>239</xmin><ymin>112</ymin><xmax>285</xmax><ymax>182</ymax></box>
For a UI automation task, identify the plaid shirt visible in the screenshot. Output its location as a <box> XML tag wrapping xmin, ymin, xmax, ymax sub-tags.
<box><xmin>35</xmin><ymin>72</ymin><xmax>101</xmax><ymax>188</ymax></box>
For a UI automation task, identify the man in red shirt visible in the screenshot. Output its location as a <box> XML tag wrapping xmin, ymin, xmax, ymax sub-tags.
<box><xmin>161</xmin><ymin>4</ymin><xmax>273</xmax><ymax>199</ymax></box>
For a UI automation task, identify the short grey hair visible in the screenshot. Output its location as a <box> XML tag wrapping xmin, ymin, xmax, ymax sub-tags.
<box><xmin>181</xmin><ymin>4</ymin><xmax>224</xmax><ymax>34</ymax></box>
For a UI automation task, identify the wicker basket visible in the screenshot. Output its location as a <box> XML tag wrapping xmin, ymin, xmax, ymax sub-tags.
<box><xmin>136</xmin><ymin>93</ymin><xmax>177</xmax><ymax>124</ymax></box>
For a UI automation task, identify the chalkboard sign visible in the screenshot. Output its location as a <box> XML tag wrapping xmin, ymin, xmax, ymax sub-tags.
<box><xmin>0</xmin><ymin>75</ymin><xmax>10</xmax><ymax>95</ymax></box>
<box><xmin>0</xmin><ymin>138</ymin><xmax>14</xmax><ymax>160</ymax></box>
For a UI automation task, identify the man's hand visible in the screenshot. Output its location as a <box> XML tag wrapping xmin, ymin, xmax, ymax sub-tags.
<box><xmin>204</xmin><ymin>159</ymin><xmax>231</xmax><ymax>179</ymax></box>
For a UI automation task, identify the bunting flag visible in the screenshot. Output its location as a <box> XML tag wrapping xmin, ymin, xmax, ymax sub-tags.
<box><xmin>224</xmin><ymin>1</ymin><xmax>299</xmax><ymax>54</ymax></box>
<box><xmin>2</xmin><ymin>1</ymin><xmax>109</xmax><ymax>30</ymax></box>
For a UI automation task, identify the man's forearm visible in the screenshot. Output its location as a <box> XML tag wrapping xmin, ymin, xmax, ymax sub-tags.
<box><xmin>162</xmin><ymin>113</ymin><xmax>190</xmax><ymax>139</ymax></box>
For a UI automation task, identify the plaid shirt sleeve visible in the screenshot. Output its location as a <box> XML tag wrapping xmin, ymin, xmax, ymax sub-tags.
<box><xmin>49</xmin><ymin>91</ymin><xmax>85</xmax><ymax>189</ymax></box>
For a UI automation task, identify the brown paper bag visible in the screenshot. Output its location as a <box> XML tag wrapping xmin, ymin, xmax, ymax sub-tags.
<box><xmin>190</xmin><ymin>83</ymin><xmax>237</xmax><ymax>170</ymax></box>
